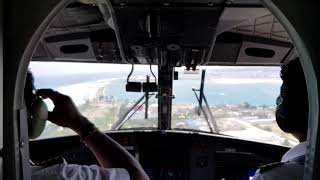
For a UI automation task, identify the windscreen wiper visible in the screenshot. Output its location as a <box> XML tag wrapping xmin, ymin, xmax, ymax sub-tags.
<box><xmin>192</xmin><ymin>69</ymin><xmax>220</xmax><ymax>133</ymax></box>
<box><xmin>111</xmin><ymin>93</ymin><xmax>155</xmax><ymax>130</ymax></box>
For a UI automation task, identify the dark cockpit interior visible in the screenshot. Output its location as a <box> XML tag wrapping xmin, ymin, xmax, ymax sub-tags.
<box><xmin>30</xmin><ymin>131</ymin><xmax>288</xmax><ymax>179</ymax></box>
<box><xmin>27</xmin><ymin>0</ymin><xmax>298</xmax><ymax>179</ymax></box>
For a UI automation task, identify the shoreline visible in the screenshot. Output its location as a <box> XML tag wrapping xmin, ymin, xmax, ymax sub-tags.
<box><xmin>49</xmin><ymin>77</ymin><xmax>281</xmax><ymax>107</ymax></box>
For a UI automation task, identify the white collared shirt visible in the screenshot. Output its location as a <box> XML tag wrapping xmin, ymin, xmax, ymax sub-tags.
<box><xmin>252</xmin><ymin>142</ymin><xmax>306</xmax><ymax>180</ymax></box>
<box><xmin>31</xmin><ymin>162</ymin><xmax>130</xmax><ymax>180</ymax></box>
<box><xmin>281</xmin><ymin>141</ymin><xmax>307</xmax><ymax>162</ymax></box>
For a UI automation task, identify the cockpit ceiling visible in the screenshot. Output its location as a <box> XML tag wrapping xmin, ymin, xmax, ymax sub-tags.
<box><xmin>32</xmin><ymin>1</ymin><xmax>295</xmax><ymax>66</ymax></box>
<box><xmin>230</xmin><ymin>18</ymin><xmax>290</xmax><ymax>43</ymax></box>
<box><xmin>218</xmin><ymin>8</ymin><xmax>290</xmax><ymax>43</ymax></box>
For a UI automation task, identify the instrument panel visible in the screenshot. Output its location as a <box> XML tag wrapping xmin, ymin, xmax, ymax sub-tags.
<box><xmin>30</xmin><ymin>130</ymin><xmax>288</xmax><ymax>180</ymax></box>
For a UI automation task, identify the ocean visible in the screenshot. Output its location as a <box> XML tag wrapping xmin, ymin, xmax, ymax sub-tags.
<box><xmin>105</xmin><ymin>79</ymin><xmax>281</xmax><ymax>106</ymax></box>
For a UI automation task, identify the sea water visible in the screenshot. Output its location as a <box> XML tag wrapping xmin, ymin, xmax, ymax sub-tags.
<box><xmin>105</xmin><ymin>79</ymin><xmax>281</xmax><ymax>107</ymax></box>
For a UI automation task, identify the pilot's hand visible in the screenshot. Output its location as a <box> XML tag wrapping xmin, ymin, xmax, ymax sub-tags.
<box><xmin>37</xmin><ymin>89</ymin><xmax>92</xmax><ymax>137</ymax></box>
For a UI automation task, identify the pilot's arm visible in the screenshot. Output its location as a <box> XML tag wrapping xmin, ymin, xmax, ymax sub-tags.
<box><xmin>37</xmin><ymin>89</ymin><xmax>150</xmax><ymax>180</ymax></box>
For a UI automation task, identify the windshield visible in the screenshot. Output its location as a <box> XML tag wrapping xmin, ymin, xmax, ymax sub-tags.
<box><xmin>29</xmin><ymin>62</ymin><xmax>298</xmax><ymax>147</ymax></box>
<box><xmin>172</xmin><ymin>67</ymin><xmax>298</xmax><ymax>146</ymax></box>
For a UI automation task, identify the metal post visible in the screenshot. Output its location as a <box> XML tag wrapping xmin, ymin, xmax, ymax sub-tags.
<box><xmin>158</xmin><ymin>53</ymin><xmax>173</xmax><ymax>130</ymax></box>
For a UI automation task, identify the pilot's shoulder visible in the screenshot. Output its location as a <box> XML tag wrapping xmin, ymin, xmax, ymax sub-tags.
<box><xmin>251</xmin><ymin>162</ymin><xmax>286</xmax><ymax>180</ymax></box>
<box><xmin>259</xmin><ymin>162</ymin><xmax>286</xmax><ymax>174</ymax></box>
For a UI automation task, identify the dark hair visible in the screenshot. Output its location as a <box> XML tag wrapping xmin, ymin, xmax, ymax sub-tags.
<box><xmin>24</xmin><ymin>71</ymin><xmax>36</xmax><ymax>110</ymax></box>
<box><xmin>279</xmin><ymin>58</ymin><xmax>309</xmax><ymax>134</ymax></box>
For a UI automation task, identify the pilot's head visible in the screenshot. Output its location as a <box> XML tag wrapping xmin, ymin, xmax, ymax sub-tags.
<box><xmin>24</xmin><ymin>71</ymin><xmax>48</xmax><ymax>139</ymax></box>
<box><xmin>276</xmin><ymin>58</ymin><xmax>309</xmax><ymax>142</ymax></box>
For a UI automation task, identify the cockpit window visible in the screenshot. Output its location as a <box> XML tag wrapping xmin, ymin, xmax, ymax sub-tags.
<box><xmin>172</xmin><ymin>66</ymin><xmax>298</xmax><ymax>147</ymax></box>
<box><xmin>30</xmin><ymin>62</ymin><xmax>298</xmax><ymax>147</ymax></box>
<box><xmin>30</xmin><ymin>62</ymin><xmax>158</xmax><ymax>139</ymax></box>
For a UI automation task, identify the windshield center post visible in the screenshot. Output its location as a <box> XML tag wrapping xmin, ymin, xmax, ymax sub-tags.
<box><xmin>158</xmin><ymin>51</ymin><xmax>174</xmax><ymax>130</ymax></box>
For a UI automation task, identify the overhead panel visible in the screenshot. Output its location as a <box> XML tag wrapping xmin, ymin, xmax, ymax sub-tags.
<box><xmin>44</xmin><ymin>33</ymin><xmax>97</xmax><ymax>62</ymax></box>
<box><xmin>112</xmin><ymin>5</ymin><xmax>223</xmax><ymax>66</ymax></box>
<box><xmin>208</xmin><ymin>31</ymin><xmax>293</xmax><ymax>65</ymax></box>
<box><xmin>237</xmin><ymin>41</ymin><xmax>290</xmax><ymax>65</ymax></box>
<box><xmin>31</xmin><ymin>2</ymin><xmax>294</xmax><ymax>66</ymax></box>
<box><xmin>209</xmin><ymin>7</ymin><xmax>293</xmax><ymax>65</ymax></box>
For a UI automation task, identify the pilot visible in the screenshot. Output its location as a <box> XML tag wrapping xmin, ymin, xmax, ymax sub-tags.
<box><xmin>252</xmin><ymin>58</ymin><xmax>308</xmax><ymax>180</ymax></box>
<box><xmin>24</xmin><ymin>71</ymin><xmax>149</xmax><ymax>180</ymax></box>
